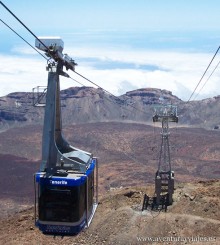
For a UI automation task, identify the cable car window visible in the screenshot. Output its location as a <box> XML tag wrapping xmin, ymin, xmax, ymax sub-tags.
<box><xmin>39</xmin><ymin>185</ymin><xmax>82</xmax><ymax>222</ymax></box>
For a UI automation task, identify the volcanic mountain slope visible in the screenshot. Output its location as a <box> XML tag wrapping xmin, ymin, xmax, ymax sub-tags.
<box><xmin>0</xmin><ymin>87</ymin><xmax>180</xmax><ymax>129</ymax></box>
<box><xmin>0</xmin><ymin>122</ymin><xmax>219</xmax><ymax>244</ymax></box>
<box><xmin>0</xmin><ymin>180</ymin><xmax>219</xmax><ymax>245</ymax></box>
<box><xmin>0</xmin><ymin>122</ymin><xmax>219</xmax><ymax>202</ymax></box>
<box><xmin>0</xmin><ymin>154</ymin><xmax>39</xmax><ymax>218</ymax></box>
<box><xmin>1</xmin><ymin>86</ymin><xmax>220</xmax><ymax>129</ymax></box>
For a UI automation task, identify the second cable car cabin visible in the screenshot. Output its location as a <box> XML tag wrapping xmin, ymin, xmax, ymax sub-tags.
<box><xmin>34</xmin><ymin>37</ymin><xmax>98</xmax><ymax>235</ymax></box>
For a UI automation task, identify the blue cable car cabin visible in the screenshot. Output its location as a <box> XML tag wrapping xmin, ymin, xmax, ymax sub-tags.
<box><xmin>33</xmin><ymin>37</ymin><xmax>98</xmax><ymax>235</ymax></box>
<box><xmin>35</xmin><ymin>158</ymin><xmax>98</xmax><ymax>234</ymax></box>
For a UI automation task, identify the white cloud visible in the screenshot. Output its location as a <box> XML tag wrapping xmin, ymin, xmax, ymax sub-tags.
<box><xmin>0</xmin><ymin>54</ymin><xmax>47</xmax><ymax>96</ymax></box>
<box><xmin>1</xmin><ymin>46</ymin><xmax>220</xmax><ymax>101</ymax></box>
<box><xmin>68</xmin><ymin>47</ymin><xmax>219</xmax><ymax>100</ymax></box>
<box><xmin>11</xmin><ymin>45</ymin><xmax>38</xmax><ymax>55</ymax></box>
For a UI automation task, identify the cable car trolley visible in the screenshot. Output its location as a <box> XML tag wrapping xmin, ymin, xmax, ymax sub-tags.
<box><xmin>34</xmin><ymin>37</ymin><xmax>98</xmax><ymax>235</ymax></box>
<box><xmin>153</xmin><ymin>104</ymin><xmax>178</xmax><ymax>123</ymax></box>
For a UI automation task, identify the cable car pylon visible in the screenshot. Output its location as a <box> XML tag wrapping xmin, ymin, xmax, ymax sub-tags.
<box><xmin>142</xmin><ymin>104</ymin><xmax>178</xmax><ymax>211</ymax></box>
<box><xmin>153</xmin><ymin>104</ymin><xmax>178</xmax><ymax>207</ymax></box>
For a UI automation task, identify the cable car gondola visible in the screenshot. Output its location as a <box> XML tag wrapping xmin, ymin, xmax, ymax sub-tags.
<box><xmin>34</xmin><ymin>37</ymin><xmax>98</xmax><ymax>235</ymax></box>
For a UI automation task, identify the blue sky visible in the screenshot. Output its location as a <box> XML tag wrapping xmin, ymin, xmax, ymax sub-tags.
<box><xmin>1</xmin><ymin>0</ymin><xmax>220</xmax><ymax>100</ymax></box>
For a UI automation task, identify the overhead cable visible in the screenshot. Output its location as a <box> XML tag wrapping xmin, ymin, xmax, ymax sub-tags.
<box><xmin>0</xmin><ymin>1</ymin><xmax>149</xmax><ymax>116</ymax></box>
<box><xmin>0</xmin><ymin>1</ymin><xmax>53</xmax><ymax>58</ymax></box>
<box><xmin>74</xmin><ymin>71</ymin><xmax>122</xmax><ymax>100</ymax></box>
<box><xmin>187</xmin><ymin>46</ymin><xmax>220</xmax><ymax>102</ymax></box>
<box><xmin>0</xmin><ymin>12</ymin><xmax>146</xmax><ymax>116</ymax></box>
<box><xmin>194</xmin><ymin>59</ymin><xmax>220</xmax><ymax>100</ymax></box>
<box><xmin>73</xmin><ymin>71</ymin><xmax>149</xmax><ymax>115</ymax></box>
<box><xmin>69</xmin><ymin>75</ymin><xmax>140</xmax><ymax>115</ymax></box>
<box><xmin>0</xmin><ymin>18</ymin><xmax>48</xmax><ymax>60</ymax></box>
<box><xmin>69</xmin><ymin>76</ymin><xmax>85</xmax><ymax>87</ymax></box>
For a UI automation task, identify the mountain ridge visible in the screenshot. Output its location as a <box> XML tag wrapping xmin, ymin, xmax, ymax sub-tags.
<box><xmin>1</xmin><ymin>86</ymin><xmax>220</xmax><ymax>130</ymax></box>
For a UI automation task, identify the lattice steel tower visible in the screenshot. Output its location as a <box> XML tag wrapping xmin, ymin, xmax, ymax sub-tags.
<box><xmin>153</xmin><ymin>105</ymin><xmax>178</xmax><ymax>206</ymax></box>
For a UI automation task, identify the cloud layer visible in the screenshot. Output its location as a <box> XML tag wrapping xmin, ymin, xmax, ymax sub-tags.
<box><xmin>1</xmin><ymin>44</ymin><xmax>220</xmax><ymax>101</ymax></box>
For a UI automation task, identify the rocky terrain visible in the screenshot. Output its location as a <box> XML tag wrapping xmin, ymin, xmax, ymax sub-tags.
<box><xmin>0</xmin><ymin>180</ymin><xmax>219</xmax><ymax>245</ymax></box>
<box><xmin>0</xmin><ymin>122</ymin><xmax>219</xmax><ymax>244</ymax></box>
<box><xmin>1</xmin><ymin>87</ymin><xmax>220</xmax><ymax>130</ymax></box>
<box><xmin>0</xmin><ymin>122</ymin><xmax>219</xmax><ymax>198</ymax></box>
<box><xmin>0</xmin><ymin>87</ymin><xmax>220</xmax><ymax>244</ymax></box>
